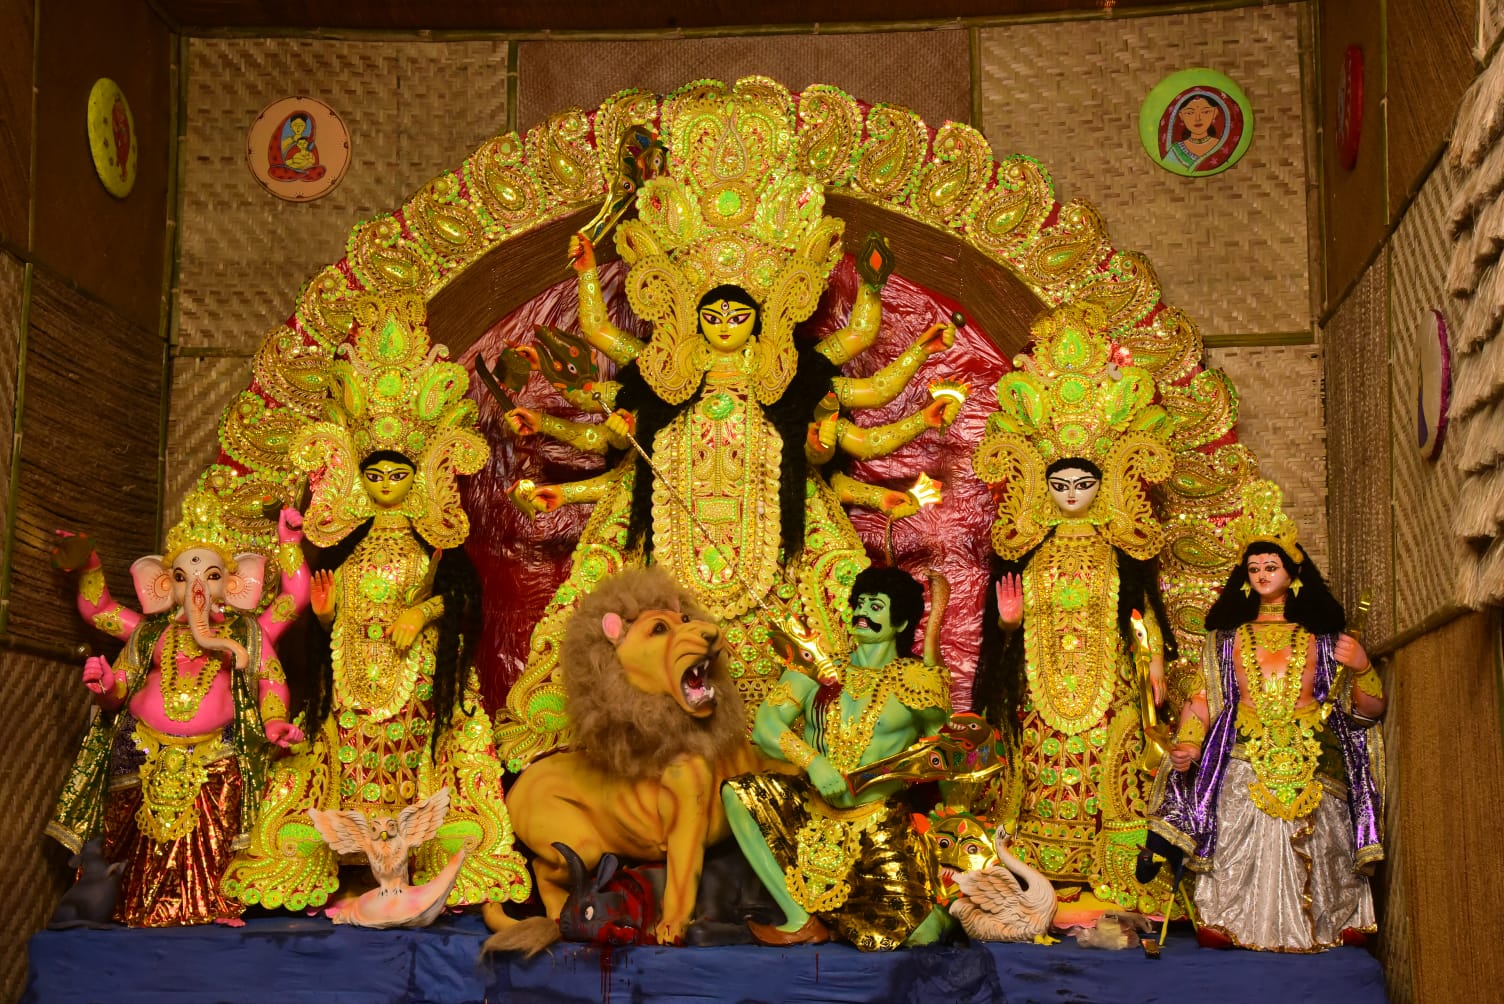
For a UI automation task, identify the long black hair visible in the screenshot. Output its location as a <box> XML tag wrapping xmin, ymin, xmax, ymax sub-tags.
<box><xmin>1204</xmin><ymin>543</ymin><xmax>1346</xmax><ymax>635</ymax></box>
<box><xmin>614</xmin><ymin>284</ymin><xmax>838</xmax><ymax>557</ymax></box>
<box><xmin>972</xmin><ymin>458</ymin><xmax>1178</xmax><ymax>746</ymax></box>
<box><xmin>301</xmin><ymin>450</ymin><xmax>479</xmax><ymax>755</ymax></box>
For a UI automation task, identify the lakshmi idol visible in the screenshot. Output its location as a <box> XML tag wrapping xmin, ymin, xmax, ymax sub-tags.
<box><xmin>223</xmin><ymin>297</ymin><xmax>530</xmax><ymax>913</ymax></box>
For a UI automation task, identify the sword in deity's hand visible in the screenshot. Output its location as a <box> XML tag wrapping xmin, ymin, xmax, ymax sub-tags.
<box><xmin>1322</xmin><ymin>589</ymin><xmax>1372</xmax><ymax>723</ymax></box>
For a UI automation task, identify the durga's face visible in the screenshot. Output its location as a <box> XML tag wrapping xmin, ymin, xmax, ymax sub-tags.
<box><xmin>698</xmin><ymin>298</ymin><xmax>757</xmax><ymax>354</ymax></box>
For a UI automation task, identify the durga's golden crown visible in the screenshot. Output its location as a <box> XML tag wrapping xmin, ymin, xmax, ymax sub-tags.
<box><xmin>615</xmin><ymin>77</ymin><xmax>846</xmax><ymax>405</ymax></box>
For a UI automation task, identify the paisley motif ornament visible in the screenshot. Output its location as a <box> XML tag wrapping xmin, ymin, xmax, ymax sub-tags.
<box><xmin>854</xmin><ymin>103</ymin><xmax>929</xmax><ymax>204</ymax></box>
<box><xmin>966</xmin><ymin>155</ymin><xmax>1054</xmax><ymax>263</ymax></box>
<box><xmin>296</xmin><ymin>266</ymin><xmax>361</xmax><ymax>354</ymax></box>
<box><xmin>526</xmin><ymin>108</ymin><xmax>603</xmax><ymax>205</ymax></box>
<box><xmin>219</xmin><ymin>390</ymin><xmax>307</xmax><ymax>475</ymax></box>
<box><xmin>253</xmin><ymin>326</ymin><xmax>333</xmax><ymax>418</ymax></box>
<box><xmin>349</xmin><ymin>215</ymin><xmax>434</xmax><ymax>296</ymax></box>
<box><xmin>1118</xmin><ymin>304</ymin><xmax>1202</xmax><ymax>384</ymax></box>
<box><xmin>407</xmin><ymin>173</ymin><xmax>488</xmax><ymax>274</ymax></box>
<box><xmin>1159</xmin><ymin>368</ymin><xmax>1240</xmax><ymax>450</ymax></box>
<box><xmin>1024</xmin><ymin>201</ymin><xmax>1111</xmax><ymax>296</ymax></box>
<box><xmin>1166</xmin><ymin>443</ymin><xmax>1260</xmax><ymax>520</ymax></box>
<box><xmin>592</xmin><ymin>88</ymin><xmax>662</xmax><ymax>185</ymax></box>
<box><xmin>795</xmin><ymin>84</ymin><xmax>862</xmax><ymax>186</ymax></box>
<box><xmin>469</xmin><ymin>134</ymin><xmax>545</xmax><ymax>234</ymax></box>
<box><xmin>910</xmin><ymin>122</ymin><xmax>992</xmax><ymax>227</ymax></box>
<box><xmin>1073</xmin><ymin>251</ymin><xmax>1161</xmax><ymax>343</ymax></box>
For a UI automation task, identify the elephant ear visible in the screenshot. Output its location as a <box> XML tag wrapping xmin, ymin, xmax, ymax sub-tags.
<box><xmin>224</xmin><ymin>553</ymin><xmax>267</xmax><ymax>612</ymax></box>
<box><xmin>129</xmin><ymin>556</ymin><xmax>174</xmax><ymax>614</ymax></box>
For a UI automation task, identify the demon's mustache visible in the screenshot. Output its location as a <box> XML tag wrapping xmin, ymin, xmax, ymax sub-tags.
<box><xmin>852</xmin><ymin>615</ymin><xmax>877</xmax><ymax>630</ymax></box>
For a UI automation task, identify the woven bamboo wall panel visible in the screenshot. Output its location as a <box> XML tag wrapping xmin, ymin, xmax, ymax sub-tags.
<box><xmin>0</xmin><ymin>0</ymin><xmax>33</xmax><ymax>248</ymax></box>
<box><xmin>9</xmin><ymin>268</ymin><xmax>163</xmax><ymax>647</ymax></box>
<box><xmin>0</xmin><ymin>652</ymin><xmax>89</xmax><ymax>1002</ymax></box>
<box><xmin>1320</xmin><ymin>0</ymin><xmax>1387</xmax><ymax>311</ymax></box>
<box><xmin>977</xmin><ymin>4</ymin><xmax>1309</xmax><ymax>340</ymax></box>
<box><xmin>516</xmin><ymin>32</ymin><xmax>969</xmax><ymax>138</ymax></box>
<box><xmin>0</xmin><ymin>251</ymin><xmax>22</xmax><ymax>537</ymax></box>
<box><xmin>164</xmin><ymin>356</ymin><xmax>250</xmax><ymax>531</ymax></box>
<box><xmin>178</xmin><ymin>39</ymin><xmax>510</xmax><ymax>357</ymax></box>
<box><xmin>1390</xmin><ymin>162</ymin><xmax>1467</xmax><ymax>631</ymax></box>
<box><xmin>1205</xmin><ymin>345</ymin><xmax>1328</xmax><ymax>570</ymax></box>
<box><xmin>1387</xmin><ymin>0</ymin><xmax>1475</xmax><ymax>216</ymax></box>
<box><xmin>31</xmin><ymin>0</ymin><xmax>171</xmax><ymax>331</ymax></box>
<box><xmin>1387</xmin><ymin>613</ymin><xmax>1504</xmax><ymax>1004</ymax></box>
<box><xmin>1323</xmin><ymin>251</ymin><xmax>1394</xmax><ymax>645</ymax></box>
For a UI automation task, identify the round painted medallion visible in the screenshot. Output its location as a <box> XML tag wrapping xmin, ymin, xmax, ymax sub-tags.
<box><xmin>1415</xmin><ymin>309</ymin><xmax>1452</xmax><ymax>462</ymax></box>
<box><xmin>246</xmin><ymin>96</ymin><xmax>351</xmax><ymax>202</ymax></box>
<box><xmin>1139</xmin><ymin>68</ymin><xmax>1254</xmax><ymax>178</ymax></box>
<box><xmin>87</xmin><ymin>78</ymin><xmax>137</xmax><ymax>198</ymax></box>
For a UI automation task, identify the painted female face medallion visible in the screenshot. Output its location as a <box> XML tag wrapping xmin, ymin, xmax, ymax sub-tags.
<box><xmin>1139</xmin><ymin>68</ymin><xmax>1253</xmax><ymax>178</ymax></box>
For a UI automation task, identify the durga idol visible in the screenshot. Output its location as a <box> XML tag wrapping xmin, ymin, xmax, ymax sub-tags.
<box><xmin>495</xmin><ymin>78</ymin><xmax>964</xmax><ymax>768</ymax></box>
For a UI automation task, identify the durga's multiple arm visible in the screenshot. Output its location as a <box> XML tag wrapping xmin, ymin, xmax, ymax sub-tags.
<box><xmin>570</xmin><ymin>235</ymin><xmax>644</xmax><ymax>366</ymax></box>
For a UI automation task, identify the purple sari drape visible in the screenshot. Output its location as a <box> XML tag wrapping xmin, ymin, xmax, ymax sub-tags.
<box><xmin>1153</xmin><ymin>630</ymin><xmax>1383</xmax><ymax>868</ymax></box>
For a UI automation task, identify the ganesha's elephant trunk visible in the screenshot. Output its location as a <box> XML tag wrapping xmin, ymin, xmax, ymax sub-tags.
<box><xmin>186</xmin><ymin>580</ymin><xmax>248</xmax><ymax>669</ymax></box>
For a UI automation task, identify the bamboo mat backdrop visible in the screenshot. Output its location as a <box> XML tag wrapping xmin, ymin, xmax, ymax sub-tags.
<box><xmin>0</xmin><ymin>252</ymin><xmax>22</xmax><ymax>537</ymax></box>
<box><xmin>976</xmin><ymin>4</ymin><xmax>1311</xmax><ymax>341</ymax></box>
<box><xmin>1322</xmin><ymin>251</ymin><xmax>1394</xmax><ymax>646</ymax></box>
<box><xmin>515</xmin><ymin>31</ymin><xmax>970</xmax><ymax>137</ymax></box>
<box><xmin>1388</xmin><ymin>162</ymin><xmax>1468</xmax><ymax>636</ymax></box>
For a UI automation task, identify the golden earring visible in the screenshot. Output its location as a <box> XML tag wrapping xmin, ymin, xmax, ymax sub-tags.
<box><xmin>1240</xmin><ymin>583</ymin><xmax>1251</xmax><ymax>597</ymax></box>
<box><xmin>1290</xmin><ymin>578</ymin><xmax>1302</xmax><ymax>597</ymax></box>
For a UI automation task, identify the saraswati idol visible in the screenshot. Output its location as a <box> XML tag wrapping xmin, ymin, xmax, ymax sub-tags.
<box><xmin>223</xmin><ymin>297</ymin><xmax>530</xmax><ymax>913</ymax></box>
<box><xmin>495</xmin><ymin>77</ymin><xmax>964</xmax><ymax>768</ymax></box>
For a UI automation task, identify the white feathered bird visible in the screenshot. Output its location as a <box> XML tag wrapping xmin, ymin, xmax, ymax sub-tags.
<box><xmin>948</xmin><ymin>828</ymin><xmax>1057</xmax><ymax>943</ymax></box>
<box><xmin>308</xmin><ymin>786</ymin><xmax>467</xmax><ymax>929</ymax></box>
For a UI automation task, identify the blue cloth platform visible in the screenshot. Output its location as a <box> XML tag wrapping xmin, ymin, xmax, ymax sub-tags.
<box><xmin>25</xmin><ymin>913</ymin><xmax>1387</xmax><ymax>1004</ymax></box>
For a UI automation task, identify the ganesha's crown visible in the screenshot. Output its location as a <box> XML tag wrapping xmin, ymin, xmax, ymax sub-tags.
<box><xmin>291</xmin><ymin>293</ymin><xmax>488</xmax><ymax>549</ymax></box>
<box><xmin>1225</xmin><ymin>479</ymin><xmax>1304</xmax><ymax>561</ymax></box>
<box><xmin>615</xmin><ymin>77</ymin><xmax>845</xmax><ymax>404</ymax></box>
<box><xmin>164</xmin><ymin>489</ymin><xmax>240</xmax><ymax>568</ymax></box>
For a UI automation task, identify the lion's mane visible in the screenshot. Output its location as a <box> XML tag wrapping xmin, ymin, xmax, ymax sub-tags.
<box><xmin>561</xmin><ymin>567</ymin><xmax>747</xmax><ymax>781</ymax></box>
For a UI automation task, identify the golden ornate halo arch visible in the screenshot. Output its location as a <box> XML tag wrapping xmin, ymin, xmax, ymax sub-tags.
<box><xmin>191</xmin><ymin>75</ymin><xmax>1263</xmax><ymax>708</ymax></box>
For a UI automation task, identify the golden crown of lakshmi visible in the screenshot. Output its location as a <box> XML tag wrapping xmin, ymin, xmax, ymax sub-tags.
<box><xmin>972</xmin><ymin>302</ymin><xmax>1176</xmax><ymax>561</ymax></box>
<box><xmin>615</xmin><ymin>77</ymin><xmax>846</xmax><ymax>406</ymax></box>
<box><xmin>1225</xmin><ymin>479</ymin><xmax>1305</xmax><ymax>561</ymax></box>
<box><xmin>291</xmin><ymin>294</ymin><xmax>489</xmax><ymax>549</ymax></box>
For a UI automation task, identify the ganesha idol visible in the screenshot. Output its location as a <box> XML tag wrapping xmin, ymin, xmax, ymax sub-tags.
<box><xmin>46</xmin><ymin>490</ymin><xmax>309</xmax><ymax>926</ymax></box>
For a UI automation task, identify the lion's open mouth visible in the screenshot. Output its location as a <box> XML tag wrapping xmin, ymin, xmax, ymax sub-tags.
<box><xmin>680</xmin><ymin>656</ymin><xmax>716</xmax><ymax>712</ymax></box>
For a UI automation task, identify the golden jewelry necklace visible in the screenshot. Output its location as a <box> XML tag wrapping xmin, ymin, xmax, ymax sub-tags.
<box><xmin>160</xmin><ymin>624</ymin><xmax>224</xmax><ymax>722</ymax></box>
<box><xmin>823</xmin><ymin>671</ymin><xmax>895</xmax><ymax>774</ymax></box>
<box><xmin>1237</xmin><ymin>621</ymin><xmax>1322</xmax><ymax>820</ymax></box>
